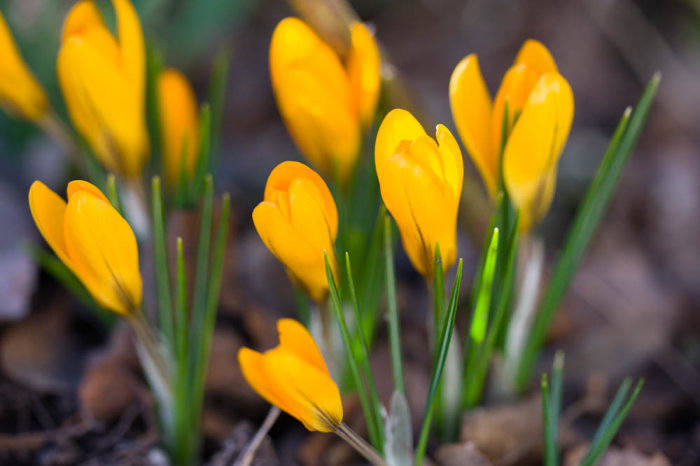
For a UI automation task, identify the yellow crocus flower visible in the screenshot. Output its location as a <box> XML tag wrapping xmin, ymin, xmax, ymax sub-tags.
<box><xmin>0</xmin><ymin>11</ymin><xmax>48</xmax><ymax>121</ymax></box>
<box><xmin>270</xmin><ymin>17</ymin><xmax>380</xmax><ymax>184</ymax></box>
<box><xmin>238</xmin><ymin>318</ymin><xmax>343</xmax><ymax>432</ymax></box>
<box><xmin>450</xmin><ymin>40</ymin><xmax>574</xmax><ymax>232</ymax></box>
<box><xmin>57</xmin><ymin>0</ymin><xmax>149</xmax><ymax>178</ymax></box>
<box><xmin>157</xmin><ymin>68</ymin><xmax>199</xmax><ymax>187</ymax></box>
<box><xmin>375</xmin><ymin>109</ymin><xmax>463</xmax><ymax>277</ymax></box>
<box><xmin>252</xmin><ymin>161</ymin><xmax>339</xmax><ymax>302</ymax></box>
<box><xmin>28</xmin><ymin>180</ymin><xmax>142</xmax><ymax>314</ymax></box>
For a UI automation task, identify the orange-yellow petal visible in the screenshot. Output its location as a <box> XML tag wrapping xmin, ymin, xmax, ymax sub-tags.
<box><xmin>263</xmin><ymin>161</ymin><xmax>338</xmax><ymax>237</ymax></box>
<box><xmin>62</xmin><ymin>190</ymin><xmax>142</xmax><ymax>313</ymax></box>
<box><xmin>513</xmin><ymin>39</ymin><xmax>557</xmax><ymax>76</ymax></box>
<box><xmin>375</xmin><ymin>108</ymin><xmax>427</xmax><ymax>172</ymax></box>
<box><xmin>503</xmin><ymin>72</ymin><xmax>573</xmax><ymax>231</ymax></box>
<box><xmin>28</xmin><ymin>182</ymin><xmax>72</xmax><ymax>268</ymax></box>
<box><xmin>238</xmin><ymin>319</ymin><xmax>342</xmax><ymax>432</ymax></box>
<box><xmin>346</xmin><ymin>21</ymin><xmax>381</xmax><ymax>128</ymax></box>
<box><xmin>113</xmin><ymin>0</ymin><xmax>145</xmax><ymax>102</ymax></box>
<box><xmin>449</xmin><ymin>54</ymin><xmax>496</xmax><ymax>197</ymax></box>
<box><xmin>0</xmin><ymin>12</ymin><xmax>48</xmax><ymax>121</ymax></box>
<box><xmin>270</xmin><ymin>18</ymin><xmax>359</xmax><ymax>183</ymax></box>
<box><xmin>157</xmin><ymin>68</ymin><xmax>199</xmax><ymax>186</ymax></box>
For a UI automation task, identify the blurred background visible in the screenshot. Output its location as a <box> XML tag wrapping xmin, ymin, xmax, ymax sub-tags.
<box><xmin>0</xmin><ymin>0</ymin><xmax>699</xmax><ymax>464</ymax></box>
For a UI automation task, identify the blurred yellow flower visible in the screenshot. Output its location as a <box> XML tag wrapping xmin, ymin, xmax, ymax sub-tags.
<box><xmin>157</xmin><ymin>68</ymin><xmax>199</xmax><ymax>187</ymax></box>
<box><xmin>450</xmin><ymin>40</ymin><xmax>574</xmax><ymax>231</ymax></box>
<box><xmin>58</xmin><ymin>0</ymin><xmax>149</xmax><ymax>178</ymax></box>
<box><xmin>375</xmin><ymin>109</ymin><xmax>463</xmax><ymax>277</ymax></box>
<box><xmin>253</xmin><ymin>161</ymin><xmax>338</xmax><ymax>302</ymax></box>
<box><xmin>270</xmin><ymin>17</ymin><xmax>380</xmax><ymax>184</ymax></box>
<box><xmin>0</xmin><ymin>11</ymin><xmax>48</xmax><ymax>121</ymax></box>
<box><xmin>28</xmin><ymin>180</ymin><xmax>142</xmax><ymax>315</ymax></box>
<box><xmin>238</xmin><ymin>318</ymin><xmax>343</xmax><ymax>432</ymax></box>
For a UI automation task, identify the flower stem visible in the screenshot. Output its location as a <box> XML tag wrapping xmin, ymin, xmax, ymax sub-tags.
<box><xmin>233</xmin><ymin>406</ymin><xmax>280</xmax><ymax>466</ymax></box>
<box><xmin>335</xmin><ymin>422</ymin><xmax>386</xmax><ymax>466</ymax></box>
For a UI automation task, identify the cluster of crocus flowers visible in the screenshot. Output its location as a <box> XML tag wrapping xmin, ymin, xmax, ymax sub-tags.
<box><xmin>450</xmin><ymin>40</ymin><xmax>574</xmax><ymax>232</ymax></box>
<box><xmin>157</xmin><ymin>68</ymin><xmax>200</xmax><ymax>187</ymax></box>
<box><xmin>252</xmin><ymin>161</ymin><xmax>339</xmax><ymax>302</ymax></box>
<box><xmin>238</xmin><ymin>318</ymin><xmax>343</xmax><ymax>432</ymax></box>
<box><xmin>0</xmin><ymin>11</ymin><xmax>49</xmax><ymax>122</ymax></box>
<box><xmin>375</xmin><ymin>109</ymin><xmax>464</xmax><ymax>278</ymax></box>
<box><xmin>28</xmin><ymin>180</ymin><xmax>142</xmax><ymax>314</ymax></box>
<box><xmin>269</xmin><ymin>17</ymin><xmax>381</xmax><ymax>184</ymax></box>
<box><xmin>58</xmin><ymin>0</ymin><xmax>149</xmax><ymax>178</ymax></box>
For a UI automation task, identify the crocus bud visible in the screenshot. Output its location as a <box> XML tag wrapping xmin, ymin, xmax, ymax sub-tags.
<box><xmin>252</xmin><ymin>161</ymin><xmax>339</xmax><ymax>302</ymax></box>
<box><xmin>29</xmin><ymin>180</ymin><xmax>142</xmax><ymax>314</ymax></box>
<box><xmin>157</xmin><ymin>68</ymin><xmax>199</xmax><ymax>187</ymax></box>
<box><xmin>238</xmin><ymin>318</ymin><xmax>343</xmax><ymax>432</ymax></box>
<box><xmin>58</xmin><ymin>0</ymin><xmax>149</xmax><ymax>178</ymax></box>
<box><xmin>270</xmin><ymin>17</ymin><xmax>380</xmax><ymax>184</ymax></box>
<box><xmin>0</xmin><ymin>11</ymin><xmax>48</xmax><ymax>121</ymax></box>
<box><xmin>375</xmin><ymin>109</ymin><xmax>463</xmax><ymax>277</ymax></box>
<box><xmin>450</xmin><ymin>39</ymin><xmax>574</xmax><ymax>232</ymax></box>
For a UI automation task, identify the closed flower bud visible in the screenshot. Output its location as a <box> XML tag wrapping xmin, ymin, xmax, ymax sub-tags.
<box><xmin>450</xmin><ymin>40</ymin><xmax>574</xmax><ymax>232</ymax></box>
<box><xmin>0</xmin><ymin>11</ymin><xmax>48</xmax><ymax>121</ymax></box>
<box><xmin>270</xmin><ymin>17</ymin><xmax>380</xmax><ymax>184</ymax></box>
<box><xmin>375</xmin><ymin>109</ymin><xmax>463</xmax><ymax>277</ymax></box>
<box><xmin>58</xmin><ymin>0</ymin><xmax>149</xmax><ymax>178</ymax></box>
<box><xmin>29</xmin><ymin>180</ymin><xmax>142</xmax><ymax>314</ymax></box>
<box><xmin>252</xmin><ymin>161</ymin><xmax>339</xmax><ymax>302</ymax></box>
<box><xmin>238</xmin><ymin>318</ymin><xmax>343</xmax><ymax>432</ymax></box>
<box><xmin>157</xmin><ymin>68</ymin><xmax>199</xmax><ymax>187</ymax></box>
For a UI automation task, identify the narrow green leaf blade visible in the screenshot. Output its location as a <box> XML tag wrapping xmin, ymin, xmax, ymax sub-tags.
<box><xmin>384</xmin><ymin>214</ymin><xmax>405</xmax><ymax>395</ymax></box>
<box><xmin>151</xmin><ymin>176</ymin><xmax>174</xmax><ymax>347</ymax></box>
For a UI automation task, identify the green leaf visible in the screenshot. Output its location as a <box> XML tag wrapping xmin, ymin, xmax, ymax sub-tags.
<box><xmin>145</xmin><ymin>42</ymin><xmax>164</xmax><ymax>176</ymax></box>
<box><xmin>345</xmin><ymin>252</ymin><xmax>384</xmax><ymax>451</ymax></box>
<box><xmin>188</xmin><ymin>105</ymin><xmax>212</xmax><ymax>205</ymax></box>
<box><xmin>190</xmin><ymin>192</ymin><xmax>231</xmax><ymax>459</ymax></box>
<box><xmin>106</xmin><ymin>175</ymin><xmax>123</xmax><ymax>215</ymax></box>
<box><xmin>383</xmin><ymin>214</ymin><xmax>404</xmax><ymax>395</ymax></box>
<box><xmin>433</xmin><ymin>245</ymin><xmax>445</xmax><ymax>341</ymax></box>
<box><xmin>470</xmin><ymin>228</ymin><xmax>499</xmax><ymax>344</ymax></box>
<box><xmin>581</xmin><ymin>379</ymin><xmax>644</xmax><ymax>466</ymax></box>
<box><xmin>542</xmin><ymin>352</ymin><xmax>564</xmax><ymax>466</ymax></box>
<box><xmin>515</xmin><ymin>74</ymin><xmax>661</xmax><ymax>391</ymax></box>
<box><xmin>325</xmin><ymin>252</ymin><xmax>382</xmax><ymax>450</ymax></box>
<box><xmin>151</xmin><ymin>176</ymin><xmax>174</xmax><ymax>347</ymax></box>
<box><xmin>415</xmin><ymin>259</ymin><xmax>464</xmax><ymax>465</ymax></box>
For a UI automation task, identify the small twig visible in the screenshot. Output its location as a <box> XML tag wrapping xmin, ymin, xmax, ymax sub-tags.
<box><xmin>231</xmin><ymin>407</ymin><xmax>281</xmax><ymax>466</ymax></box>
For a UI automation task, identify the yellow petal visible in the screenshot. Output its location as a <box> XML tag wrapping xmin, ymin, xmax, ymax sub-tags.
<box><xmin>61</xmin><ymin>0</ymin><xmax>103</xmax><ymax>42</ymax></box>
<box><xmin>449</xmin><ymin>54</ymin><xmax>496</xmax><ymax>197</ymax></box>
<box><xmin>157</xmin><ymin>68</ymin><xmax>199</xmax><ymax>186</ymax></box>
<box><xmin>375</xmin><ymin>108</ymin><xmax>426</xmax><ymax>172</ymax></box>
<box><xmin>28</xmin><ymin>181</ymin><xmax>73</xmax><ymax>269</ymax></box>
<box><xmin>0</xmin><ymin>12</ymin><xmax>48</xmax><ymax>121</ymax></box>
<box><xmin>514</xmin><ymin>39</ymin><xmax>557</xmax><ymax>76</ymax></box>
<box><xmin>252</xmin><ymin>201</ymin><xmax>332</xmax><ymax>302</ymax></box>
<box><xmin>112</xmin><ymin>0</ymin><xmax>145</xmax><ymax>102</ymax></box>
<box><xmin>346</xmin><ymin>21</ymin><xmax>381</xmax><ymax>128</ymax></box>
<box><xmin>270</xmin><ymin>18</ymin><xmax>359</xmax><ymax>183</ymax></box>
<box><xmin>238</xmin><ymin>318</ymin><xmax>342</xmax><ymax>432</ymax></box>
<box><xmin>492</xmin><ymin>40</ymin><xmax>558</xmax><ymax>157</ymax></box>
<box><xmin>376</xmin><ymin>113</ymin><xmax>462</xmax><ymax>276</ymax></box>
<box><xmin>264</xmin><ymin>161</ymin><xmax>338</xmax><ymax>238</ymax></box>
<box><xmin>277</xmin><ymin>318</ymin><xmax>331</xmax><ymax>380</ymax></box>
<box><xmin>67</xmin><ymin>179</ymin><xmax>109</xmax><ymax>202</ymax></box>
<box><xmin>58</xmin><ymin>0</ymin><xmax>148</xmax><ymax>178</ymax></box>
<box><xmin>62</xmin><ymin>190</ymin><xmax>142</xmax><ymax>313</ymax></box>
<box><xmin>503</xmin><ymin>72</ymin><xmax>573</xmax><ymax>231</ymax></box>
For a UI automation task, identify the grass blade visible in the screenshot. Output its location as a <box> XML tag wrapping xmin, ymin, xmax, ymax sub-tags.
<box><xmin>415</xmin><ymin>259</ymin><xmax>464</xmax><ymax>465</ymax></box>
<box><xmin>325</xmin><ymin>253</ymin><xmax>382</xmax><ymax>450</ymax></box>
<box><xmin>189</xmin><ymin>105</ymin><xmax>212</xmax><ymax>204</ymax></box>
<box><xmin>345</xmin><ymin>253</ymin><xmax>384</xmax><ymax>451</ymax></box>
<box><xmin>515</xmin><ymin>74</ymin><xmax>660</xmax><ymax>391</ymax></box>
<box><xmin>588</xmin><ymin>378</ymin><xmax>632</xmax><ymax>448</ymax></box>
<box><xmin>191</xmin><ymin>193</ymin><xmax>230</xmax><ymax>449</ymax></box>
<box><xmin>151</xmin><ymin>176</ymin><xmax>174</xmax><ymax>347</ymax></box>
<box><xmin>581</xmin><ymin>379</ymin><xmax>644</xmax><ymax>466</ymax></box>
<box><xmin>470</xmin><ymin>228</ymin><xmax>499</xmax><ymax>344</ymax></box>
<box><xmin>384</xmin><ymin>214</ymin><xmax>405</xmax><ymax>395</ymax></box>
<box><xmin>541</xmin><ymin>374</ymin><xmax>555</xmax><ymax>466</ymax></box>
